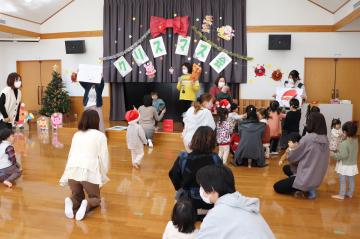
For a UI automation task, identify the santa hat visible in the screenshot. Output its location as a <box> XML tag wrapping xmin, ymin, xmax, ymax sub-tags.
<box><xmin>218</xmin><ymin>99</ymin><xmax>231</xmax><ymax>109</ymax></box>
<box><xmin>125</xmin><ymin>109</ymin><xmax>140</xmax><ymax>123</ymax></box>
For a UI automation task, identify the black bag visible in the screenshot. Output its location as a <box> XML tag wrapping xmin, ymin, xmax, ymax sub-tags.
<box><xmin>0</xmin><ymin>120</ymin><xmax>12</xmax><ymax>130</ymax></box>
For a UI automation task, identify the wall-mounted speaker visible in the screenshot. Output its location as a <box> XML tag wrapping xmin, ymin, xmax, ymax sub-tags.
<box><xmin>65</xmin><ymin>40</ymin><xmax>86</xmax><ymax>54</ymax></box>
<box><xmin>268</xmin><ymin>35</ymin><xmax>291</xmax><ymax>50</ymax></box>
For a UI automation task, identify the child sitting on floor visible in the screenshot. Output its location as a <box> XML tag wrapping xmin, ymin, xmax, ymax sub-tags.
<box><xmin>151</xmin><ymin>91</ymin><xmax>166</xmax><ymax>113</ymax></box>
<box><xmin>278</xmin><ymin>134</ymin><xmax>301</xmax><ymax>166</ymax></box>
<box><xmin>280</xmin><ymin>98</ymin><xmax>301</xmax><ymax>150</ymax></box>
<box><xmin>126</xmin><ymin>109</ymin><xmax>148</xmax><ymax>169</ymax></box>
<box><xmin>162</xmin><ymin>199</ymin><xmax>198</xmax><ymax>239</ymax></box>
<box><xmin>0</xmin><ymin>128</ymin><xmax>21</xmax><ymax>188</ymax></box>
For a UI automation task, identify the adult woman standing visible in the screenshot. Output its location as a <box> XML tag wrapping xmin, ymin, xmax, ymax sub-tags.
<box><xmin>182</xmin><ymin>93</ymin><xmax>215</xmax><ymax>152</ymax></box>
<box><xmin>169</xmin><ymin>126</ymin><xmax>222</xmax><ymax>220</ymax></box>
<box><xmin>177</xmin><ymin>63</ymin><xmax>200</xmax><ymax>116</ymax></box>
<box><xmin>80</xmin><ymin>78</ymin><xmax>105</xmax><ymax>132</ymax></box>
<box><xmin>272</xmin><ymin>70</ymin><xmax>307</xmax><ymax>100</ymax></box>
<box><xmin>233</xmin><ymin>105</ymin><xmax>267</xmax><ymax>167</ymax></box>
<box><xmin>273</xmin><ymin>112</ymin><xmax>329</xmax><ymax>199</ymax></box>
<box><xmin>0</xmin><ymin>73</ymin><xmax>22</xmax><ymax>129</ymax></box>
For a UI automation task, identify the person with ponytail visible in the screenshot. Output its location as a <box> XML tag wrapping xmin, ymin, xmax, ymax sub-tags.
<box><xmin>233</xmin><ymin>105</ymin><xmax>267</xmax><ymax>168</ymax></box>
<box><xmin>182</xmin><ymin>93</ymin><xmax>215</xmax><ymax>152</ymax></box>
<box><xmin>0</xmin><ymin>73</ymin><xmax>22</xmax><ymax>129</ymax></box>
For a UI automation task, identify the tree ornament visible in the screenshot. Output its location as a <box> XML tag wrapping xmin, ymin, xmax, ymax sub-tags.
<box><xmin>271</xmin><ymin>69</ymin><xmax>283</xmax><ymax>81</ymax></box>
<box><xmin>254</xmin><ymin>65</ymin><xmax>266</xmax><ymax>77</ymax></box>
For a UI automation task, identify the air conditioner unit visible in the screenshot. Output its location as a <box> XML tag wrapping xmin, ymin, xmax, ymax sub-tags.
<box><xmin>0</xmin><ymin>37</ymin><xmax>40</xmax><ymax>42</ymax></box>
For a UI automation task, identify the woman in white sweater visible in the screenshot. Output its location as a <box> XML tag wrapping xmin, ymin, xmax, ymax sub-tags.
<box><xmin>183</xmin><ymin>93</ymin><xmax>215</xmax><ymax>152</ymax></box>
<box><xmin>60</xmin><ymin>109</ymin><xmax>109</xmax><ymax>221</ymax></box>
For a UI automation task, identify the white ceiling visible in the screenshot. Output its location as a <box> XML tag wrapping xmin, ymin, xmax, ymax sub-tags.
<box><xmin>338</xmin><ymin>17</ymin><xmax>360</xmax><ymax>31</ymax></box>
<box><xmin>0</xmin><ymin>0</ymin><xmax>73</xmax><ymax>24</ymax></box>
<box><xmin>308</xmin><ymin>0</ymin><xmax>350</xmax><ymax>13</ymax></box>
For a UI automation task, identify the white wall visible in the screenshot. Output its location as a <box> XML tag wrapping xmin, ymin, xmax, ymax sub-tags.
<box><xmin>0</xmin><ymin>13</ymin><xmax>40</xmax><ymax>32</ymax></box>
<box><xmin>247</xmin><ymin>0</ymin><xmax>334</xmax><ymax>25</ymax></box>
<box><xmin>0</xmin><ymin>37</ymin><xmax>108</xmax><ymax>96</ymax></box>
<box><xmin>40</xmin><ymin>0</ymin><xmax>103</xmax><ymax>33</ymax></box>
<box><xmin>241</xmin><ymin>32</ymin><xmax>360</xmax><ymax>99</ymax></box>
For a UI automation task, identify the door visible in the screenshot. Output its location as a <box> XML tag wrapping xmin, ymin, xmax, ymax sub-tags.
<box><xmin>336</xmin><ymin>58</ymin><xmax>360</xmax><ymax>125</ymax></box>
<box><xmin>17</xmin><ymin>60</ymin><xmax>61</xmax><ymax>113</ymax></box>
<box><xmin>17</xmin><ymin>61</ymin><xmax>41</xmax><ymax>112</ymax></box>
<box><xmin>304</xmin><ymin>58</ymin><xmax>336</xmax><ymax>103</ymax></box>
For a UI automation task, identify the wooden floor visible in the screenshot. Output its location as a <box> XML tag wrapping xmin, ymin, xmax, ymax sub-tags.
<box><xmin>1</xmin><ymin>128</ymin><xmax>360</xmax><ymax>239</ymax></box>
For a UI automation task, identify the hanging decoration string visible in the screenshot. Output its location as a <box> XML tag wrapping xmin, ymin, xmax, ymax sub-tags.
<box><xmin>191</xmin><ymin>26</ymin><xmax>253</xmax><ymax>61</ymax></box>
<box><xmin>100</xmin><ymin>29</ymin><xmax>151</xmax><ymax>61</ymax></box>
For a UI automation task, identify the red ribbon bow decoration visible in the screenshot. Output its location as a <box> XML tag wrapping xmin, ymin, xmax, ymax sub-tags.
<box><xmin>150</xmin><ymin>16</ymin><xmax>189</xmax><ymax>38</ymax></box>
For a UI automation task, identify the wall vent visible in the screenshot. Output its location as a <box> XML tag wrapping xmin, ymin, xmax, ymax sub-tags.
<box><xmin>0</xmin><ymin>19</ymin><xmax>6</xmax><ymax>24</ymax></box>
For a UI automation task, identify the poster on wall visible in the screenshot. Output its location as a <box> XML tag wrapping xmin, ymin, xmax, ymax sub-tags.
<box><xmin>77</xmin><ymin>64</ymin><xmax>103</xmax><ymax>83</ymax></box>
<box><xmin>276</xmin><ymin>87</ymin><xmax>304</xmax><ymax>108</ymax></box>
<box><xmin>114</xmin><ymin>56</ymin><xmax>132</xmax><ymax>77</ymax></box>
<box><xmin>149</xmin><ymin>36</ymin><xmax>167</xmax><ymax>58</ymax></box>
<box><xmin>175</xmin><ymin>36</ymin><xmax>191</xmax><ymax>56</ymax></box>
<box><xmin>193</xmin><ymin>40</ymin><xmax>212</xmax><ymax>62</ymax></box>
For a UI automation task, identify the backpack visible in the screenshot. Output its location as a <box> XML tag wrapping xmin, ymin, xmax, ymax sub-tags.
<box><xmin>176</xmin><ymin>152</ymin><xmax>221</xmax><ymax>201</ymax></box>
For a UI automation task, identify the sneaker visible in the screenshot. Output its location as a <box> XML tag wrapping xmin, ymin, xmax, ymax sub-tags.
<box><xmin>332</xmin><ymin>195</ymin><xmax>345</xmax><ymax>200</ymax></box>
<box><xmin>64</xmin><ymin>197</ymin><xmax>74</xmax><ymax>219</ymax></box>
<box><xmin>75</xmin><ymin>200</ymin><xmax>88</xmax><ymax>221</ymax></box>
<box><xmin>148</xmin><ymin>139</ymin><xmax>153</xmax><ymax>148</ymax></box>
<box><xmin>346</xmin><ymin>194</ymin><xmax>353</xmax><ymax>199</ymax></box>
<box><xmin>307</xmin><ymin>189</ymin><xmax>317</xmax><ymax>200</ymax></box>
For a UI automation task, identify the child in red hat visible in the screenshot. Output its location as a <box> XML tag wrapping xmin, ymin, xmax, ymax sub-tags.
<box><xmin>125</xmin><ymin>109</ymin><xmax>148</xmax><ymax>169</ymax></box>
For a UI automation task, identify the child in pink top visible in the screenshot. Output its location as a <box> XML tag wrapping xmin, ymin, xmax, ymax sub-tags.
<box><xmin>267</xmin><ymin>101</ymin><xmax>285</xmax><ymax>154</ymax></box>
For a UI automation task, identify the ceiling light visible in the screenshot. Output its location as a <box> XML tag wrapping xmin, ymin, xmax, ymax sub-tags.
<box><xmin>24</xmin><ymin>0</ymin><xmax>33</xmax><ymax>3</ymax></box>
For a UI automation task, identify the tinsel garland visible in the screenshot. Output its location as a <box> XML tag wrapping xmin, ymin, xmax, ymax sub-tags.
<box><xmin>100</xmin><ymin>29</ymin><xmax>151</xmax><ymax>61</ymax></box>
<box><xmin>191</xmin><ymin>26</ymin><xmax>253</xmax><ymax>61</ymax></box>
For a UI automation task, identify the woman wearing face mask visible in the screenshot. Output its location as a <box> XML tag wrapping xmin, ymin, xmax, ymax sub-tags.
<box><xmin>272</xmin><ymin>70</ymin><xmax>307</xmax><ymax>100</ymax></box>
<box><xmin>209</xmin><ymin>76</ymin><xmax>227</xmax><ymax>99</ymax></box>
<box><xmin>0</xmin><ymin>73</ymin><xmax>22</xmax><ymax>129</ymax></box>
<box><xmin>169</xmin><ymin>126</ymin><xmax>222</xmax><ymax>221</ymax></box>
<box><xmin>196</xmin><ymin>165</ymin><xmax>275</xmax><ymax>239</ymax></box>
<box><xmin>177</xmin><ymin>63</ymin><xmax>200</xmax><ymax>117</ymax></box>
<box><xmin>182</xmin><ymin>93</ymin><xmax>216</xmax><ymax>152</ymax></box>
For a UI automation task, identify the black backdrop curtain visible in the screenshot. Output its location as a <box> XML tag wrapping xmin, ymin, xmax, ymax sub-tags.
<box><xmin>103</xmin><ymin>0</ymin><xmax>247</xmax><ymax>120</ymax></box>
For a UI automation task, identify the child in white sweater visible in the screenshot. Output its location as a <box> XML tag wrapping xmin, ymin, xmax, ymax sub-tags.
<box><xmin>163</xmin><ymin>199</ymin><xmax>198</xmax><ymax>239</ymax></box>
<box><xmin>60</xmin><ymin>109</ymin><xmax>109</xmax><ymax>221</ymax></box>
<box><xmin>126</xmin><ymin>109</ymin><xmax>148</xmax><ymax>169</ymax></box>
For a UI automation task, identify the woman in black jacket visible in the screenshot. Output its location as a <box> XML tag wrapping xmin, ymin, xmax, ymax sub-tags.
<box><xmin>169</xmin><ymin>126</ymin><xmax>222</xmax><ymax>220</ymax></box>
<box><xmin>79</xmin><ymin>79</ymin><xmax>105</xmax><ymax>132</ymax></box>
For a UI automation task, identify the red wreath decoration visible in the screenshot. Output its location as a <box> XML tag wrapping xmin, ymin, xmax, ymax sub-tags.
<box><xmin>254</xmin><ymin>65</ymin><xmax>266</xmax><ymax>77</ymax></box>
<box><xmin>271</xmin><ymin>69</ymin><xmax>282</xmax><ymax>81</ymax></box>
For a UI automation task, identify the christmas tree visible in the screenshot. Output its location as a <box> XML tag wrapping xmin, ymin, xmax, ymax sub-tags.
<box><xmin>39</xmin><ymin>68</ymin><xmax>71</xmax><ymax>117</ymax></box>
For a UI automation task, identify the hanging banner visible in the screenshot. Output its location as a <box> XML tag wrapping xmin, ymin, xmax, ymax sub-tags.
<box><xmin>114</xmin><ymin>56</ymin><xmax>132</xmax><ymax>77</ymax></box>
<box><xmin>132</xmin><ymin>45</ymin><xmax>149</xmax><ymax>66</ymax></box>
<box><xmin>149</xmin><ymin>36</ymin><xmax>167</xmax><ymax>58</ymax></box>
<box><xmin>209</xmin><ymin>52</ymin><xmax>232</xmax><ymax>73</ymax></box>
<box><xmin>193</xmin><ymin>40</ymin><xmax>212</xmax><ymax>62</ymax></box>
<box><xmin>175</xmin><ymin>35</ymin><xmax>191</xmax><ymax>56</ymax></box>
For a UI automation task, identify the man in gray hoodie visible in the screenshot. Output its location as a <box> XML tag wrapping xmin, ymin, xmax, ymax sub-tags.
<box><xmin>195</xmin><ymin>165</ymin><xmax>275</xmax><ymax>239</ymax></box>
